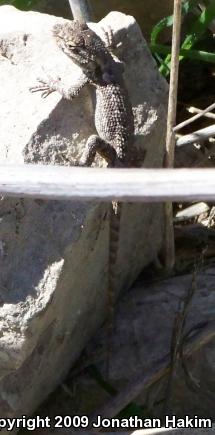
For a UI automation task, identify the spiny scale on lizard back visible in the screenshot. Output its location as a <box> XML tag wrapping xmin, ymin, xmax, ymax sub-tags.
<box><xmin>53</xmin><ymin>21</ymin><xmax>112</xmax><ymax>77</ymax></box>
<box><xmin>53</xmin><ymin>20</ymin><xmax>134</xmax><ymax>164</ymax></box>
<box><xmin>95</xmin><ymin>83</ymin><xmax>134</xmax><ymax>159</ymax></box>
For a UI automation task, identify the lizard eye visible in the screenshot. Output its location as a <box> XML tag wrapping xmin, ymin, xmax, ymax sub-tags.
<box><xmin>72</xmin><ymin>47</ymin><xmax>80</xmax><ymax>54</ymax></box>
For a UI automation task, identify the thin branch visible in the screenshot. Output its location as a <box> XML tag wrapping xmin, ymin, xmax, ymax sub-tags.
<box><xmin>174</xmin><ymin>102</ymin><xmax>215</xmax><ymax>132</ymax></box>
<box><xmin>174</xmin><ymin>202</ymin><xmax>210</xmax><ymax>222</ymax></box>
<box><xmin>165</xmin><ymin>0</ymin><xmax>182</xmax><ymax>167</ymax></box>
<box><xmin>176</xmin><ymin>124</ymin><xmax>215</xmax><ymax>146</ymax></box>
<box><xmin>188</xmin><ymin>105</ymin><xmax>215</xmax><ymax>120</ymax></box>
<box><xmin>67</xmin><ymin>0</ymin><xmax>94</xmax><ymax>21</ymax></box>
<box><xmin>164</xmin><ymin>268</ymin><xmax>196</xmax><ymax>415</ymax></box>
<box><xmin>2</xmin><ymin>165</ymin><xmax>215</xmax><ymax>201</ymax></box>
<box><xmin>164</xmin><ymin>0</ymin><xmax>182</xmax><ymax>270</ymax></box>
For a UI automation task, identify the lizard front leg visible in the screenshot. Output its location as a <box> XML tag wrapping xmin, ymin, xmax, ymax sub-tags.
<box><xmin>101</xmin><ymin>25</ymin><xmax>124</xmax><ymax>72</ymax></box>
<box><xmin>30</xmin><ymin>73</ymin><xmax>89</xmax><ymax>100</ymax></box>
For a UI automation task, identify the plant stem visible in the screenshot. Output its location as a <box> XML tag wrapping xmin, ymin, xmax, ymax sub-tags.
<box><xmin>67</xmin><ymin>0</ymin><xmax>94</xmax><ymax>21</ymax></box>
<box><xmin>174</xmin><ymin>102</ymin><xmax>215</xmax><ymax>132</ymax></box>
<box><xmin>164</xmin><ymin>0</ymin><xmax>182</xmax><ymax>271</ymax></box>
<box><xmin>151</xmin><ymin>43</ymin><xmax>215</xmax><ymax>64</ymax></box>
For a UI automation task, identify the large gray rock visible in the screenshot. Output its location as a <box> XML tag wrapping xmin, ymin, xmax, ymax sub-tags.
<box><xmin>0</xmin><ymin>5</ymin><xmax>167</xmax><ymax>420</ymax></box>
<box><xmin>20</xmin><ymin>268</ymin><xmax>215</xmax><ymax>434</ymax></box>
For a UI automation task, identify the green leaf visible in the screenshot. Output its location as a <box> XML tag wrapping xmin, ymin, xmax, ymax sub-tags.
<box><xmin>0</xmin><ymin>0</ymin><xmax>38</xmax><ymax>9</ymax></box>
<box><xmin>151</xmin><ymin>15</ymin><xmax>174</xmax><ymax>45</ymax></box>
<box><xmin>150</xmin><ymin>0</ymin><xmax>200</xmax><ymax>45</ymax></box>
<box><xmin>157</xmin><ymin>2</ymin><xmax>215</xmax><ymax>76</ymax></box>
<box><xmin>151</xmin><ymin>43</ymin><xmax>215</xmax><ymax>64</ymax></box>
<box><xmin>182</xmin><ymin>2</ymin><xmax>215</xmax><ymax>52</ymax></box>
<box><xmin>0</xmin><ymin>1</ymin><xmax>13</xmax><ymax>5</ymax></box>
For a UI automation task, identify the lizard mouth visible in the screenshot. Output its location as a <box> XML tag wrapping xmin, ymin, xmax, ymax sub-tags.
<box><xmin>61</xmin><ymin>45</ymin><xmax>97</xmax><ymax>67</ymax></box>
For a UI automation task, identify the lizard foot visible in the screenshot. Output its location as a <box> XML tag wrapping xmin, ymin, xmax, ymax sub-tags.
<box><xmin>101</xmin><ymin>25</ymin><xmax>114</xmax><ymax>50</ymax></box>
<box><xmin>29</xmin><ymin>76</ymin><xmax>62</xmax><ymax>98</ymax></box>
<box><xmin>29</xmin><ymin>80</ymin><xmax>55</xmax><ymax>98</ymax></box>
<box><xmin>101</xmin><ymin>25</ymin><xmax>122</xmax><ymax>52</ymax></box>
<box><xmin>80</xmin><ymin>134</ymin><xmax>117</xmax><ymax>167</ymax></box>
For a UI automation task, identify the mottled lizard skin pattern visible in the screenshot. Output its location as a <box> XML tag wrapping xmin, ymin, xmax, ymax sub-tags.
<box><xmin>52</xmin><ymin>20</ymin><xmax>134</xmax><ymax>165</ymax></box>
<box><xmin>31</xmin><ymin>20</ymin><xmax>138</xmax><ymax>367</ymax></box>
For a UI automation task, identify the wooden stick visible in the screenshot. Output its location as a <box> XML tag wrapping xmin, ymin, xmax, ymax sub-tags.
<box><xmin>164</xmin><ymin>0</ymin><xmax>182</xmax><ymax>271</ymax></box>
<box><xmin>174</xmin><ymin>102</ymin><xmax>215</xmax><ymax>132</ymax></box>
<box><xmin>176</xmin><ymin>124</ymin><xmax>215</xmax><ymax>147</ymax></box>
<box><xmin>67</xmin><ymin>0</ymin><xmax>94</xmax><ymax>21</ymax></box>
<box><xmin>174</xmin><ymin>202</ymin><xmax>209</xmax><ymax>222</ymax></box>
<box><xmin>2</xmin><ymin>165</ymin><xmax>215</xmax><ymax>201</ymax></box>
<box><xmin>188</xmin><ymin>105</ymin><xmax>215</xmax><ymax>120</ymax></box>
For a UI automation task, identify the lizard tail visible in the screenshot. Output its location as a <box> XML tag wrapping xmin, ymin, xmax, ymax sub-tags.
<box><xmin>107</xmin><ymin>201</ymin><xmax>122</xmax><ymax>371</ymax></box>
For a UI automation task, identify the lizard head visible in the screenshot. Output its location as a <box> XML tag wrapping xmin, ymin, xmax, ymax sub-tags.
<box><xmin>53</xmin><ymin>21</ymin><xmax>105</xmax><ymax>75</ymax></box>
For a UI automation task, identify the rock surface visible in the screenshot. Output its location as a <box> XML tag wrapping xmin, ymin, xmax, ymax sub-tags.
<box><xmin>0</xmin><ymin>5</ymin><xmax>167</xmax><ymax>422</ymax></box>
<box><xmin>30</xmin><ymin>267</ymin><xmax>215</xmax><ymax>432</ymax></box>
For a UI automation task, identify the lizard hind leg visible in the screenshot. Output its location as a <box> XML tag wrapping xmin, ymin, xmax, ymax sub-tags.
<box><xmin>80</xmin><ymin>134</ymin><xmax>118</xmax><ymax>166</ymax></box>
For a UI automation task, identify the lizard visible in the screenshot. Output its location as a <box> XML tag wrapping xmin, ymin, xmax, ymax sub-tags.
<box><xmin>30</xmin><ymin>20</ymin><xmax>142</xmax><ymax>366</ymax></box>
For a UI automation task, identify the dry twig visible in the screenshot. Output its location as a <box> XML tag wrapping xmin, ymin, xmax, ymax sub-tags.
<box><xmin>187</xmin><ymin>105</ymin><xmax>215</xmax><ymax>120</ymax></box>
<box><xmin>3</xmin><ymin>165</ymin><xmax>215</xmax><ymax>201</ymax></box>
<box><xmin>174</xmin><ymin>102</ymin><xmax>215</xmax><ymax>132</ymax></box>
<box><xmin>67</xmin><ymin>0</ymin><xmax>93</xmax><ymax>21</ymax></box>
<box><xmin>177</xmin><ymin>124</ymin><xmax>215</xmax><ymax>147</ymax></box>
<box><xmin>174</xmin><ymin>202</ymin><xmax>209</xmax><ymax>222</ymax></box>
<box><xmin>164</xmin><ymin>266</ymin><xmax>196</xmax><ymax>414</ymax></box>
<box><xmin>164</xmin><ymin>0</ymin><xmax>182</xmax><ymax>271</ymax></box>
